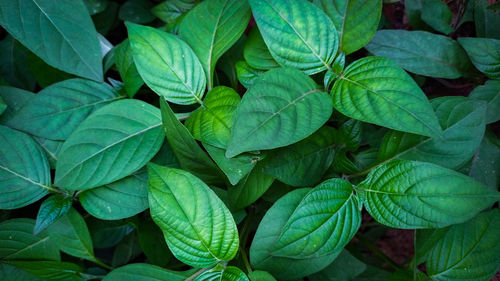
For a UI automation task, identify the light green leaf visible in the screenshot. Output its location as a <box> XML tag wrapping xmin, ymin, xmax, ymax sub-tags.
<box><xmin>243</xmin><ymin>27</ymin><xmax>279</xmax><ymax>70</ymax></box>
<box><xmin>248</xmin><ymin>271</ymin><xmax>276</xmax><ymax>281</ymax></box>
<box><xmin>194</xmin><ymin>265</ymin><xmax>249</xmax><ymax>281</ymax></box>
<box><xmin>127</xmin><ymin>23</ymin><xmax>205</xmax><ymax>105</ymax></box>
<box><xmin>250</xmin><ymin>189</ymin><xmax>340</xmax><ymax>280</ymax></box>
<box><xmin>426</xmin><ymin>209</ymin><xmax>500</xmax><ymax>281</ymax></box>
<box><xmin>185</xmin><ymin>86</ymin><xmax>240</xmax><ymax>148</ymax></box>
<box><xmin>365</xmin><ymin>30</ymin><xmax>474</xmax><ymax>79</ymax></box>
<box><xmin>0</xmin><ymin>0</ymin><xmax>103</xmax><ymax>81</ymax></box>
<box><xmin>250</xmin><ymin>0</ymin><xmax>338</xmax><ymax>74</ymax></box>
<box><xmin>227</xmin><ymin>67</ymin><xmax>333</xmax><ymax>157</ymax></box>
<box><xmin>468</xmin><ymin>130</ymin><xmax>500</xmax><ymax>190</ymax></box>
<box><xmin>55</xmin><ymin>99</ymin><xmax>164</xmax><ymax>190</ymax></box>
<box><xmin>331</xmin><ymin>56</ymin><xmax>442</xmax><ymax>137</ymax></box>
<box><xmin>309</xmin><ymin>250</ymin><xmax>367</xmax><ymax>281</ymax></box>
<box><xmin>152</xmin><ymin>0</ymin><xmax>195</xmax><ymax>23</ymax></box>
<box><xmin>235</xmin><ymin>60</ymin><xmax>263</xmax><ymax>88</ymax></box>
<box><xmin>6</xmin><ymin>261</ymin><xmax>83</xmax><ymax>281</ymax></box>
<box><xmin>159</xmin><ymin>98</ymin><xmax>223</xmax><ymax>184</ymax></box>
<box><xmin>34</xmin><ymin>195</ymin><xmax>72</xmax><ymax>235</ymax></box>
<box><xmin>204</xmin><ymin>143</ymin><xmax>258</xmax><ymax>185</ymax></box>
<box><xmin>314</xmin><ymin>0</ymin><xmax>381</xmax><ymax>55</ymax></box>
<box><xmin>420</xmin><ymin>0</ymin><xmax>453</xmax><ymax>34</ymax></box>
<box><xmin>147</xmin><ymin>164</ymin><xmax>239</xmax><ymax>267</ymax></box>
<box><xmin>47</xmin><ymin>208</ymin><xmax>96</xmax><ymax>262</ymax></box>
<box><xmin>115</xmin><ymin>39</ymin><xmax>144</xmax><ymax>97</ymax></box>
<box><xmin>357</xmin><ymin>160</ymin><xmax>500</xmax><ymax>229</ymax></box>
<box><xmin>6</xmin><ymin>78</ymin><xmax>120</xmax><ymax>140</ymax></box>
<box><xmin>0</xmin><ymin>218</ymin><xmax>60</xmax><ymax>261</ymax></box>
<box><xmin>103</xmin><ymin>263</ymin><xmax>192</xmax><ymax>281</ymax></box>
<box><xmin>79</xmin><ymin>169</ymin><xmax>148</xmax><ymax>220</ymax></box>
<box><xmin>272</xmin><ymin>179</ymin><xmax>360</xmax><ymax>258</ymax></box>
<box><xmin>0</xmin><ymin>125</ymin><xmax>51</xmax><ymax>209</ymax></box>
<box><xmin>263</xmin><ymin>126</ymin><xmax>335</xmax><ymax>187</ymax></box>
<box><xmin>469</xmin><ymin>80</ymin><xmax>500</xmax><ymax>124</ymax></box>
<box><xmin>459</xmin><ymin>37</ymin><xmax>500</xmax><ymax>79</ymax></box>
<box><xmin>228</xmin><ymin>161</ymin><xmax>274</xmax><ymax>210</ymax></box>
<box><xmin>377</xmin><ymin>96</ymin><xmax>487</xmax><ymax>170</ymax></box>
<box><xmin>179</xmin><ymin>0</ymin><xmax>251</xmax><ymax>89</ymax></box>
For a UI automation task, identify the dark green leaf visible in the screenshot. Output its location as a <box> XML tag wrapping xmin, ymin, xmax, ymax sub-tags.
<box><xmin>235</xmin><ymin>60</ymin><xmax>263</xmax><ymax>88</ymax></box>
<box><xmin>204</xmin><ymin>143</ymin><xmax>258</xmax><ymax>185</ymax></box>
<box><xmin>0</xmin><ymin>36</ymin><xmax>35</xmax><ymax>90</ymax></box>
<box><xmin>115</xmin><ymin>39</ymin><xmax>144</xmax><ymax>97</ymax></box>
<box><xmin>474</xmin><ymin>0</ymin><xmax>500</xmax><ymax>40</ymax></box>
<box><xmin>6</xmin><ymin>260</ymin><xmax>83</xmax><ymax>281</ymax></box>
<box><xmin>459</xmin><ymin>37</ymin><xmax>500</xmax><ymax>79</ymax></box>
<box><xmin>151</xmin><ymin>0</ymin><xmax>195</xmax><ymax>23</ymax></box>
<box><xmin>248</xmin><ymin>271</ymin><xmax>276</xmax><ymax>281</ymax></box>
<box><xmin>0</xmin><ymin>86</ymin><xmax>34</xmax><ymax>123</ymax></box>
<box><xmin>88</xmin><ymin>219</ymin><xmax>133</xmax><ymax>249</ymax></box>
<box><xmin>194</xmin><ymin>265</ymin><xmax>249</xmax><ymax>281</ymax></box>
<box><xmin>0</xmin><ymin>263</ymin><xmax>44</xmax><ymax>281</ymax></box>
<box><xmin>85</xmin><ymin>0</ymin><xmax>109</xmax><ymax>15</ymax></box>
<box><xmin>112</xmin><ymin>232</ymin><xmax>142</xmax><ymax>267</ymax></box>
<box><xmin>119</xmin><ymin>0</ymin><xmax>155</xmax><ymax>24</ymax></box>
<box><xmin>103</xmin><ymin>263</ymin><xmax>192</xmax><ymax>281</ymax></box>
<box><xmin>420</xmin><ymin>0</ymin><xmax>453</xmax><ymax>34</ymax></box>
<box><xmin>228</xmin><ymin>161</ymin><xmax>274</xmax><ymax>210</ymax></box>
<box><xmin>34</xmin><ymin>195</ymin><xmax>72</xmax><ymax>235</ymax></box>
<box><xmin>469</xmin><ymin>80</ymin><xmax>500</xmax><ymax>124</ymax></box>
<box><xmin>137</xmin><ymin>219</ymin><xmax>172</xmax><ymax>267</ymax></box>
<box><xmin>243</xmin><ymin>27</ymin><xmax>279</xmax><ymax>70</ymax></box>
<box><xmin>309</xmin><ymin>250</ymin><xmax>367</xmax><ymax>281</ymax></box>
<box><xmin>468</xmin><ymin>130</ymin><xmax>500</xmax><ymax>190</ymax></box>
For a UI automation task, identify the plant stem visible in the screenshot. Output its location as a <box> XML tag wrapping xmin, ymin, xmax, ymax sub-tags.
<box><xmin>357</xmin><ymin>233</ymin><xmax>401</xmax><ymax>270</ymax></box>
<box><xmin>185</xmin><ymin>267</ymin><xmax>209</xmax><ymax>281</ymax></box>
<box><xmin>241</xmin><ymin>247</ymin><xmax>252</xmax><ymax>274</ymax></box>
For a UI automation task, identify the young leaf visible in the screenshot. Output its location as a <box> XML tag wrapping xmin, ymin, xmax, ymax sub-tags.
<box><xmin>179</xmin><ymin>0</ymin><xmax>251</xmax><ymax>89</ymax></box>
<box><xmin>47</xmin><ymin>208</ymin><xmax>97</xmax><ymax>262</ymax></box>
<box><xmin>272</xmin><ymin>179</ymin><xmax>360</xmax><ymax>259</ymax></box>
<box><xmin>115</xmin><ymin>39</ymin><xmax>144</xmax><ymax>97</ymax></box>
<box><xmin>426</xmin><ymin>209</ymin><xmax>500</xmax><ymax>281</ymax></box>
<box><xmin>0</xmin><ymin>0</ymin><xmax>103</xmax><ymax>81</ymax></box>
<box><xmin>185</xmin><ymin>86</ymin><xmax>241</xmax><ymax>149</ymax></box>
<box><xmin>0</xmin><ymin>125</ymin><xmax>51</xmax><ymax>209</ymax></box>
<box><xmin>6</xmin><ymin>78</ymin><xmax>120</xmax><ymax>140</ymax></box>
<box><xmin>102</xmin><ymin>263</ymin><xmax>192</xmax><ymax>281</ymax></box>
<box><xmin>226</xmin><ymin>67</ymin><xmax>333</xmax><ymax>157</ymax></box>
<box><xmin>79</xmin><ymin>169</ymin><xmax>148</xmax><ymax>220</ymax></box>
<box><xmin>5</xmin><ymin>261</ymin><xmax>83</xmax><ymax>281</ymax></box>
<box><xmin>194</xmin><ymin>265</ymin><xmax>249</xmax><ymax>281</ymax></box>
<box><xmin>262</xmin><ymin>126</ymin><xmax>336</xmax><ymax>187</ymax></box>
<box><xmin>250</xmin><ymin>188</ymin><xmax>340</xmax><ymax>280</ymax></box>
<box><xmin>147</xmin><ymin>164</ymin><xmax>239</xmax><ymax>267</ymax></box>
<box><xmin>365</xmin><ymin>30</ymin><xmax>474</xmax><ymax>79</ymax></box>
<box><xmin>249</xmin><ymin>0</ymin><xmax>338</xmax><ymax>74</ymax></box>
<box><xmin>55</xmin><ymin>99</ymin><xmax>164</xmax><ymax>190</ymax></box>
<box><xmin>469</xmin><ymin>80</ymin><xmax>500</xmax><ymax>124</ymax></box>
<box><xmin>228</xmin><ymin>161</ymin><xmax>274</xmax><ymax>210</ymax></box>
<box><xmin>458</xmin><ymin>37</ymin><xmax>500</xmax><ymax>79</ymax></box>
<box><xmin>357</xmin><ymin>160</ymin><xmax>500</xmax><ymax>229</ymax></box>
<box><xmin>159</xmin><ymin>98</ymin><xmax>224</xmax><ymax>184</ymax></box>
<box><xmin>377</xmin><ymin>96</ymin><xmax>487</xmax><ymax>170</ymax></box>
<box><xmin>243</xmin><ymin>27</ymin><xmax>279</xmax><ymax>70</ymax></box>
<box><xmin>331</xmin><ymin>56</ymin><xmax>442</xmax><ymax>137</ymax></box>
<box><xmin>204</xmin><ymin>143</ymin><xmax>258</xmax><ymax>185</ymax></box>
<box><xmin>314</xmin><ymin>0</ymin><xmax>382</xmax><ymax>54</ymax></box>
<box><xmin>126</xmin><ymin>23</ymin><xmax>205</xmax><ymax>105</ymax></box>
<box><xmin>0</xmin><ymin>218</ymin><xmax>60</xmax><ymax>261</ymax></box>
<box><xmin>34</xmin><ymin>195</ymin><xmax>72</xmax><ymax>235</ymax></box>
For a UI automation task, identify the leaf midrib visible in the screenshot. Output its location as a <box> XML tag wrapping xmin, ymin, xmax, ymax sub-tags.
<box><xmin>2</xmin><ymin>236</ymin><xmax>51</xmax><ymax>260</ymax></box>
<box><xmin>0</xmin><ymin>165</ymin><xmax>51</xmax><ymax>191</ymax></box>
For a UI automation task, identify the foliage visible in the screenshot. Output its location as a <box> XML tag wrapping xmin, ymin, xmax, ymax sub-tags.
<box><xmin>0</xmin><ymin>0</ymin><xmax>499</xmax><ymax>280</ymax></box>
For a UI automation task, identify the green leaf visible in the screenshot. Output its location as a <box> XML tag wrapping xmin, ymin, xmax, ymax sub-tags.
<box><xmin>151</xmin><ymin>0</ymin><xmax>196</xmax><ymax>23</ymax></box>
<box><xmin>235</xmin><ymin>60</ymin><xmax>263</xmax><ymax>88</ymax></box>
<box><xmin>34</xmin><ymin>195</ymin><xmax>72</xmax><ymax>235</ymax></box>
<box><xmin>365</xmin><ymin>30</ymin><xmax>474</xmax><ymax>79</ymax></box>
<box><xmin>458</xmin><ymin>37</ymin><xmax>500</xmax><ymax>80</ymax></box>
<box><xmin>0</xmin><ymin>125</ymin><xmax>51</xmax><ymax>209</ymax></box>
<box><xmin>179</xmin><ymin>0</ymin><xmax>251</xmax><ymax>90</ymax></box>
<box><xmin>218</xmin><ymin>35</ymin><xmax>246</xmax><ymax>90</ymax></box>
<box><xmin>137</xmin><ymin>219</ymin><xmax>172</xmax><ymax>267</ymax></box>
<box><xmin>0</xmin><ymin>36</ymin><xmax>35</xmax><ymax>90</ymax></box>
<box><xmin>0</xmin><ymin>0</ymin><xmax>103</xmax><ymax>81</ymax></box>
<box><xmin>55</xmin><ymin>99</ymin><xmax>164</xmax><ymax>190</ymax></box>
<box><xmin>309</xmin><ymin>250</ymin><xmax>367</xmax><ymax>281</ymax></box>
<box><xmin>0</xmin><ymin>85</ymin><xmax>34</xmax><ymax>123</ymax></box>
<box><xmin>335</xmin><ymin>119</ymin><xmax>362</xmax><ymax>152</ymax></box>
<box><xmin>185</xmin><ymin>86</ymin><xmax>240</xmax><ymax>148</ymax></box>
<box><xmin>115</xmin><ymin>39</ymin><xmax>144</xmax><ymax>97</ymax></box>
<box><xmin>0</xmin><ymin>96</ymin><xmax>6</xmax><ymax>116</ymax></box>
<box><xmin>378</xmin><ymin>96</ymin><xmax>486</xmax><ymax>170</ymax></box>
<box><xmin>474</xmin><ymin>0</ymin><xmax>500</xmax><ymax>40</ymax></box>
<box><xmin>6</xmin><ymin>261</ymin><xmax>83</xmax><ymax>281</ymax></box>
<box><xmin>84</xmin><ymin>0</ymin><xmax>109</xmax><ymax>15</ymax></box>
<box><xmin>250</xmin><ymin>0</ymin><xmax>338</xmax><ymax>74</ymax></box>
<box><xmin>147</xmin><ymin>164</ymin><xmax>239</xmax><ymax>267</ymax></box>
<box><xmin>0</xmin><ymin>218</ymin><xmax>60</xmax><ymax>261</ymax></box>
<box><xmin>0</xmin><ymin>263</ymin><xmax>44</xmax><ymax>281</ymax></box>
<box><xmin>103</xmin><ymin>263</ymin><xmax>192</xmax><ymax>281</ymax></box>
<box><xmin>248</xmin><ymin>271</ymin><xmax>277</xmax><ymax>281</ymax></box>
<box><xmin>159</xmin><ymin>98</ymin><xmax>223</xmax><ymax>184</ymax></box>
<box><xmin>79</xmin><ymin>169</ymin><xmax>148</xmax><ymax>220</ymax></box>
<box><xmin>119</xmin><ymin>0</ymin><xmax>154</xmax><ymax>24</ymax></box>
<box><xmin>357</xmin><ymin>160</ymin><xmax>500</xmax><ymax>229</ymax></box>
<box><xmin>26</xmin><ymin>51</ymin><xmax>74</xmax><ymax>88</ymax></box>
<box><xmin>111</xmin><ymin>232</ymin><xmax>142</xmax><ymax>267</ymax></box>
<box><xmin>271</xmin><ymin>179</ymin><xmax>360</xmax><ymax>258</ymax></box>
<box><xmin>243</xmin><ymin>27</ymin><xmax>279</xmax><ymax>70</ymax></box>
<box><xmin>227</xmin><ymin>67</ymin><xmax>333</xmax><ymax>157</ymax></box>
<box><xmin>6</xmin><ymin>78</ymin><xmax>120</xmax><ymax>140</ymax></box>
<box><xmin>420</xmin><ymin>0</ymin><xmax>453</xmax><ymax>34</ymax></box>
<box><xmin>250</xmin><ymin>188</ymin><xmax>341</xmax><ymax>280</ymax></box>
<box><xmin>468</xmin><ymin>130</ymin><xmax>500</xmax><ymax>190</ymax></box>
<box><xmin>314</xmin><ymin>0</ymin><xmax>382</xmax><ymax>55</ymax></box>
<box><xmin>426</xmin><ymin>209</ymin><xmax>500</xmax><ymax>281</ymax></box>
<box><xmin>228</xmin><ymin>161</ymin><xmax>274</xmax><ymax>210</ymax></box>
<box><xmin>194</xmin><ymin>265</ymin><xmax>249</xmax><ymax>281</ymax></box>
<box><xmin>331</xmin><ymin>56</ymin><xmax>442</xmax><ymax>137</ymax></box>
<box><xmin>88</xmin><ymin>219</ymin><xmax>133</xmax><ymax>249</ymax></box>
<box><xmin>204</xmin><ymin>143</ymin><xmax>258</xmax><ymax>185</ymax></box>
<box><xmin>126</xmin><ymin>23</ymin><xmax>206</xmax><ymax>105</ymax></box>
<box><xmin>469</xmin><ymin>80</ymin><xmax>500</xmax><ymax>124</ymax></box>
<box><xmin>263</xmin><ymin>126</ymin><xmax>335</xmax><ymax>187</ymax></box>
<box><xmin>33</xmin><ymin>137</ymin><xmax>63</xmax><ymax>169</ymax></box>
<box><xmin>47</xmin><ymin>208</ymin><xmax>96</xmax><ymax>262</ymax></box>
